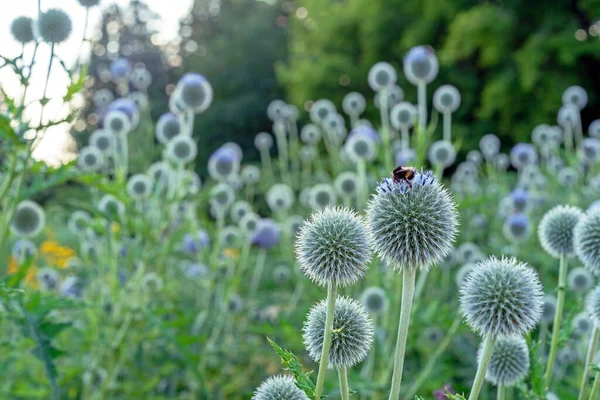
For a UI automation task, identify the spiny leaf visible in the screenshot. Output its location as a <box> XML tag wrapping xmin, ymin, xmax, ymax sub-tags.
<box><xmin>64</xmin><ymin>64</ymin><xmax>88</xmax><ymax>102</ymax></box>
<box><xmin>0</xmin><ymin>112</ymin><xmax>23</xmax><ymax>146</ymax></box>
<box><xmin>267</xmin><ymin>337</ymin><xmax>316</xmax><ymax>398</ymax></box>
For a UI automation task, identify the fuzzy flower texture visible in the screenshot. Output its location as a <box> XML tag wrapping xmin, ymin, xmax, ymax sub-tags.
<box><xmin>366</xmin><ymin>170</ymin><xmax>458</xmax><ymax>270</ymax></box>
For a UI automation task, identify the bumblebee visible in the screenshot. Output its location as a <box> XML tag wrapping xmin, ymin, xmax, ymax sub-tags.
<box><xmin>392</xmin><ymin>166</ymin><xmax>416</xmax><ymax>189</ymax></box>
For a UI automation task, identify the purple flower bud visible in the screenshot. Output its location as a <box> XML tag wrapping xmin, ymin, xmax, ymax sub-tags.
<box><xmin>182</xmin><ymin>230</ymin><xmax>210</xmax><ymax>254</ymax></box>
<box><xmin>109</xmin><ymin>58</ymin><xmax>131</xmax><ymax>79</ymax></box>
<box><xmin>251</xmin><ymin>219</ymin><xmax>281</xmax><ymax>249</ymax></box>
<box><xmin>347</xmin><ymin>125</ymin><xmax>380</xmax><ymax>143</ymax></box>
<box><xmin>108</xmin><ymin>98</ymin><xmax>138</xmax><ymax>123</ymax></box>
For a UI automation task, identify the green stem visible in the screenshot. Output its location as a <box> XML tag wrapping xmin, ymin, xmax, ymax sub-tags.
<box><xmin>545</xmin><ymin>254</ymin><xmax>568</xmax><ymax>386</ymax></box>
<box><xmin>469</xmin><ymin>334</ymin><xmax>497</xmax><ymax>400</ymax></box>
<box><xmin>357</xmin><ymin>160</ymin><xmax>367</xmax><ymax>209</ymax></box>
<box><xmin>314</xmin><ymin>282</ymin><xmax>338</xmax><ymax>400</ymax></box>
<box><xmin>379</xmin><ymin>87</ymin><xmax>393</xmax><ymax>172</ymax></box>
<box><xmin>443</xmin><ymin>110</ymin><xmax>451</xmax><ymax>142</ymax></box>
<box><xmin>249</xmin><ymin>249</ymin><xmax>267</xmax><ymax>298</ymax></box>
<box><xmin>417</xmin><ymin>81</ymin><xmax>427</xmax><ymax>133</ymax></box>
<box><xmin>497</xmin><ymin>385</ymin><xmax>505</xmax><ymax>400</ymax></box>
<box><xmin>578</xmin><ymin>326</ymin><xmax>600</xmax><ymax>400</ymax></box>
<box><xmin>338</xmin><ymin>366</ymin><xmax>350</xmax><ymax>400</ymax></box>
<box><xmin>388</xmin><ymin>268</ymin><xmax>416</xmax><ymax>400</ymax></box>
<box><xmin>590</xmin><ymin>371</ymin><xmax>600</xmax><ymax>400</ymax></box>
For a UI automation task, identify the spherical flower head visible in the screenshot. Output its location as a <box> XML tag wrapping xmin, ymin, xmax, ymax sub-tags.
<box><xmin>37</xmin><ymin>267</ymin><xmax>59</xmax><ymax>291</ymax></box>
<box><xmin>503</xmin><ymin>213</ymin><xmax>531</xmax><ymax>243</ymax></box>
<box><xmin>300</xmin><ymin>124</ymin><xmax>322</xmax><ymax>145</ymax></box>
<box><xmin>241</xmin><ymin>165</ymin><xmax>261</xmax><ymax>185</ymax></box>
<box><xmin>480</xmin><ymin>335</ymin><xmax>530</xmax><ymax>387</ymax></box>
<box><xmin>345</xmin><ymin>132</ymin><xmax>377</xmax><ymax>163</ymax></box>
<box><xmin>155</xmin><ymin>113</ymin><xmax>182</xmax><ymax>144</ymax></box>
<box><xmin>251</xmin><ymin>375</ymin><xmax>308</xmax><ymax>400</ymax></box>
<box><xmin>428</xmin><ymin>140</ymin><xmax>456</xmax><ymax>168</ymax></box>
<box><xmin>460</xmin><ymin>256</ymin><xmax>544</xmax><ymax>336</ymax></box>
<box><xmin>574</xmin><ymin>209</ymin><xmax>600</xmax><ymax>275</ymax></box>
<box><xmin>108</xmin><ymin>98</ymin><xmax>139</xmax><ymax>126</ymax></box>
<box><xmin>395</xmin><ymin>148</ymin><xmax>416</xmax><ymax>166</ymax></box>
<box><xmin>166</xmin><ymin>135</ymin><xmax>197</xmax><ymax>164</ymax></box>
<box><xmin>390</xmin><ymin>102</ymin><xmax>417</xmax><ymax>130</ymax></box>
<box><xmin>368</xmin><ymin>62</ymin><xmax>397</xmax><ymax>92</ymax></box>
<box><xmin>11</xmin><ymin>16</ymin><xmax>34</xmax><ymax>44</ymax></box>
<box><xmin>374</xmin><ymin>85</ymin><xmax>404</xmax><ymax>109</ymax></box>
<box><xmin>77</xmin><ymin>0</ymin><xmax>102</xmax><ymax>7</ymax></box>
<box><xmin>572</xmin><ymin>312</ymin><xmax>592</xmax><ymax>335</ymax></box>
<box><xmin>585</xmin><ymin>285</ymin><xmax>600</xmax><ymax>326</ymax></box>
<box><xmin>267</xmin><ymin>99</ymin><xmax>287</xmax><ymax>121</ymax></box>
<box><xmin>176</xmin><ymin>73</ymin><xmax>213</xmax><ymax>113</ymax></box>
<box><xmin>240</xmin><ymin>212</ymin><xmax>260</xmax><ymax>236</ymax></box>
<box><xmin>334</xmin><ymin>171</ymin><xmax>359</xmax><ymax>199</ymax></box>
<box><xmin>12</xmin><ymin>239</ymin><xmax>37</xmax><ymax>263</ymax></box>
<box><xmin>541</xmin><ymin>295</ymin><xmax>557</xmax><ymax>323</ymax></box>
<box><xmin>557</xmin><ymin>167</ymin><xmax>579</xmax><ymax>188</ymax></box>
<box><xmin>309</xmin><ymin>99</ymin><xmax>336</xmax><ymax>124</ymax></box>
<box><xmin>510</xmin><ymin>189</ymin><xmax>528</xmax><ymax>213</ymax></box>
<box><xmin>130</xmin><ymin>67</ymin><xmax>152</xmax><ymax>90</ymax></box>
<box><xmin>68</xmin><ymin>210</ymin><xmax>91</xmax><ymax>234</ymax></box>
<box><xmin>309</xmin><ymin>184</ymin><xmax>337</xmax><ymax>209</ymax></box>
<box><xmin>568</xmin><ymin>267</ymin><xmax>594</xmax><ymax>292</ymax></box>
<box><xmin>89</xmin><ymin>129</ymin><xmax>114</xmax><ymax>154</ymax></box>
<box><xmin>433</xmin><ymin>84</ymin><xmax>461</xmax><ymax>113</ymax></box>
<box><xmin>109</xmin><ymin>58</ymin><xmax>131</xmax><ymax>80</ymax></box>
<box><xmin>36</xmin><ymin>9</ymin><xmax>72</xmax><ymax>44</ymax></box>
<box><xmin>296</xmin><ymin>206</ymin><xmax>371</xmax><ymax>287</ymax></box>
<box><xmin>589</xmin><ymin>120</ymin><xmax>600</xmax><ymax>139</ymax></box>
<box><xmin>251</xmin><ymin>219</ymin><xmax>280</xmax><ymax>249</ymax></box>
<box><xmin>510</xmin><ymin>143</ymin><xmax>537</xmax><ymax>169</ymax></box>
<box><xmin>182</xmin><ymin>230</ymin><xmax>210</xmax><ymax>254</ymax></box>
<box><xmin>104</xmin><ymin>110</ymin><xmax>131</xmax><ymax>136</ymax></box>
<box><xmin>127</xmin><ymin>174</ymin><xmax>152</xmax><ymax>199</ymax></box>
<box><xmin>360</xmin><ymin>286</ymin><xmax>388</xmax><ymax>315</ymax></box>
<box><xmin>208</xmin><ymin>147</ymin><xmax>239</xmax><ymax>181</ymax></box>
<box><xmin>11</xmin><ymin>200</ymin><xmax>45</xmax><ymax>237</ymax></box>
<box><xmin>562</xmin><ymin>85</ymin><xmax>588</xmax><ymax>110</ymax></box>
<box><xmin>266</xmin><ymin>184</ymin><xmax>295</xmax><ymax>213</ymax></box>
<box><xmin>230</xmin><ymin>200</ymin><xmax>252</xmax><ymax>223</ymax></box>
<box><xmin>579</xmin><ymin>138</ymin><xmax>600</xmax><ymax>165</ymax></box>
<box><xmin>220</xmin><ymin>226</ymin><xmax>240</xmax><ymax>247</ymax></box>
<box><xmin>98</xmin><ymin>194</ymin><xmax>124</xmax><ymax>220</ymax></box>
<box><xmin>255</xmin><ymin>132</ymin><xmax>273</xmax><ymax>150</ymax></box>
<box><xmin>210</xmin><ymin>183</ymin><xmax>235</xmax><ymax>211</ymax></box>
<box><xmin>78</xmin><ymin>146</ymin><xmax>105</xmax><ymax>172</ymax></box>
<box><xmin>403</xmin><ymin>45</ymin><xmax>439</xmax><ymax>84</ymax></box>
<box><xmin>366</xmin><ymin>170</ymin><xmax>458</xmax><ymax>271</ymax></box>
<box><xmin>538</xmin><ymin>205</ymin><xmax>584</xmax><ymax>258</ymax></box>
<box><xmin>456</xmin><ymin>242</ymin><xmax>484</xmax><ymax>265</ymax></box>
<box><xmin>557</xmin><ymin>104</ymin><xmax>579</xmax><ymax>127</ymax></box>
<box><xmin>303</xmin><ymin>296</ymin><xmax>374</xmax><ymax>368</ymax></box>
<box><xmin>455</xmin><ymin>262</ymin><xmax>476</xmax><ymax>289</ymax></box>
<box><xmin>273</xmin><ymin>265</ymin><xmax>291</xmax><ymax>283</ymax></box>
<box><xmin>323</xmin><ymin>114</ymin><xmax>347</xmax><ymax>144</ymax></box>
<box><xmin>342</xmin><ymin>92</ymin><xmax>366</xmax><ymax>116</ymax></box>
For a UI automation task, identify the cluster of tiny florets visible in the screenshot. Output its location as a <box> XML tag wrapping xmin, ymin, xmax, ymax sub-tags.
<box><xmin>480</xmin><ymin>335</ymin><xmax>530</xmax><ymax>387</ymax></box>
<box><xmin>538</xmin><ymin>205</ymin><xmax>584</xmax><ymax>258</ymax></box>
<box><xmin>575</xmin><ymin>209</ymin><xmax>600</xmax><ymax>275</ymax></box>
<box><xmin>251</xmin><ymin>375</ymin><xmax>308</xmax><ymax>400</ymax></box>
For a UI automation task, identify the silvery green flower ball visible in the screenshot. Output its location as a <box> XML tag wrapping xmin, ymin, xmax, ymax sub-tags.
<box><xmin>296</xmin><ymin>206</ymin><xmax>371</xmax><ymax>287</ymax></box>
<box><xmin>538</xmin><ymin>205</ymin><xmax>584</xmax><ymax>258</ymax></box>
<box><xmin>428</xmin><ymin>140</ymin><xmax>456</xmax><ymax>168</ymax></box>
<box><xmin>568</xmin><ymin>267</ymin><xmax>594</xmax><ymax>292</ymax></box>
<box><xmin>585</xmin><ymin>285</ymin><xmax>600</xmax><ymax>326</ymax></box>
<box><xmin>11</xmin><ymin>200</ymin><xmax>46</xmax><ymax>237</ymax></box>
<box><xmin>480</xmin><ymin>335</ymin><xmax>530</xmax><ymax>387</ymax></box>
<box><xmin>541</xmin><ymin>295</ymin><xmax>557</xmax><ymax>323</ymax></box>
<box><xmin>455</xmin><ymin>262</ymin><xmax>476</xmax><ymax>289</ymax></box>
<box><xmin>360</xmin><ymin>286</ymin><xmax>388</xmax><ymax>315</ymax></box>
<box><xmin>366</xmin><ymin>170</ymin><xmax>458</xmax><ymax>271</ymax></box>
<box><xmin>12</xmin><ymin>239</ymin><xmax>37</xmax><ymax>263</ymax></box>
<box><xmin>126</xmin><ymin>174</ymin><xmax>152</xmax><ymax>199</ymax></box>
<box><xmin>309</xmin><ymin>184</ymin><xmax>337</xmax><ymax>209</ymax></box>
<box><xmin>575</xmin><ymin>209</ymin><xmax>600</xmax><ymax>275</ymax></box>
<box><xmin>251</xmin><ymin>375</ymin><xmax>308</xmax><ymax>400</ymax></box>
<box><xmin>572</xmin><ymin>312</ymin><xmax>592</xmax><ymax>335</ymax></box>
<box><xmin>11</xmin><ymin>16</ymin><xmax>34</xmax><ymax>43</ymax></box>
<box><xmin>303</xmin><ymin>296</ymin><xmax>374</xmax><ymax>368</ymax></box>
<box><xmin>36</xmin><ymin>9</ymin><xmax>72</xmax><ymax>44</ymax></box>
<box><xmin>460</xmin><ymin>256</ymin><xmax>543</xmax><ymax>337</ymax></box>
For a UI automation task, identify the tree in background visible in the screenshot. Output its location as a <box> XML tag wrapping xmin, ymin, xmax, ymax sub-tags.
<box><xmin>179</xmin><ymin>0</ymin><xmax>288</xmax><ymax>176</ymax></box>
<box><xmin>278</xmin><ymin>0</ymin><xmax>600</xmax><ymax>152</ymax></box>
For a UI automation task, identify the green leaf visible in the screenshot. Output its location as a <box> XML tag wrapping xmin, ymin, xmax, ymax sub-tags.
<box><xmin>267</xmin><ymin>337</ymin><xmax>316</xmax><ymax>398</ymax></box>
<box><xmin>64</xmin><ymin>64</ymin><xmax>88</xmax><ymax>102</ymax></box>
<box><xmin>0</xmin><ymin>112</ymin><xmax>23</xmax><ymax>146</ymax></box>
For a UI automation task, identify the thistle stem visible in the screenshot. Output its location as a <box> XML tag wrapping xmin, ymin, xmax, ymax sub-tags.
<box><xmin>417</xmin><ymin>81</ymin><xmax>427</xmax><ymax>133</ymax></box>
<box><xmin>314</xmin><ymin>282</ymin><xmax>338</xmax><ymax>400</ymax></box>
<box><xmin>578</xmin><ymin>326</ymin><xmax>600</xmax><ymax>400</ymax></box>
<box><xmin>443</xmin><ymin>110</ymin><xmax>452</xmax><ymax>142</ymax></box>
<box><xmin>338</xmin><ymin>366</ymin><xmax>350</xmax><ymax>400</ymax></box>
<box><xmin>469</xmin><ymin>334</ymin><xmax>497</xmax><ymax>400</ymax></box>
<box><xmin>589</xmin><ymin>371</ymin><xmax>600</xmax><ymax>400</ymax></box>
<box><xmin>545</xmin><ymin>254</ymin><xmax>568</xmax><ymax>386</ymax></box>
<box><xmin>388</xmin><ymin>268</ymin><xmax>416</xmax><ymax>400</ymax></box>
<box><xmin>249</xmin><ymin>249</ymin><xmax>267</xmax><ymax>298</ymax></box>
<box><xmin>379</xmin><ymin>87</ymin><xmax>393</xmax><ymax>172</ymax></box>
<box><xmin>497</xmin><ymin>385</ymin><xmax>505</xmax><ymax>400</ymax></box>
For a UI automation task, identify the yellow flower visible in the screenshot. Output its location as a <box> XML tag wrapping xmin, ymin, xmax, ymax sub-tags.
<box><xmin>40</xmin><ymin>240</ymin><xmax>77</xmax><ymax>269</ymax></box>
<box><xmin>222</xmin><ymin>248</ymin><xmax>240</xmax><ymax>260</ymax></box>
<box><xmin>111</xmin><ymin>222</ymin><xmax>120</xmax><ymax>233</ymax></box>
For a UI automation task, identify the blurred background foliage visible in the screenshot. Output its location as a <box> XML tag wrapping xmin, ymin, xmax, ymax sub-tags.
<box><xmin>79</xmin><ymin>0</ymin><xmax>600</xmax><ymax>175</ymax></box>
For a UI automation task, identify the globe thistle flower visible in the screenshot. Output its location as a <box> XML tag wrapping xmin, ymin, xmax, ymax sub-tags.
<box><xmin>89</xmin><ymin>129</ymin><xmax>114</xmax><ymax>154</ymax></box>
<box><xmin>155</xmin><ymin>113</ymin><xmax>182</xmax><ymax>145</ymax></box>
<box><xmin>479</xmin><ymin>134</ymin><xmax>501</xmax><ymax>160</ymax></box>
<box><xmin>251</xmin><ymin>219</ymin><xmax>280</xmax><ymax>249</ymax></box>
<box><xmin>296</xmin><ymin>206</ymin><xmax>371</xmax><ymax>287</ymax></box>
<box><xmin>428</xmin><ymin>140</ymin><xmax>456</xmax><ymax>168</ymax></box>
<box><xmin>366</xmin><ymin>170</ymin><xmax>458</xmax><ymax>271</ymax></box>
<box><xmin>578</xmin><ymin>138</ymin><xmax>600</xmax><ymax>165</ymax></box>
<box><xmin>98</xmin><ymin>194</ymin><xmax>124</xmax><ymax>220</ymax></box>
<box><xmin>184</xmin><ymin>262</ymin><xmax>210</xmax><ymax>279</ymax></box>
<box><xmin>104</xmin><ymin>110</ymin><xmax>131</xmax><ymax>136</ymax></box>
<box><xmin>433</xmin><ymin>84</ymin><xmax>461</xmax><ymax>113</ymax></box>
<box><xmin>510</xmin><ymin>189</ymin><xmax>528</xmax><ymax>214</ymax></box>
<box><xmin>360</xmin><ymin>287</ymin><xmax>388</xmax><ymax>315</ymax></box>
<box><xmin>251</xmin><ymin>375</ymin><xmax>309</xmax><ymax>400</ymax></box>
<box><xmin>390</xmin><ymin>102</ymin><xmax>417</xmax><ymax>130</ymax></box>
<box><xmin>230</xmin><ymin>201</ymin><xmax>252</xmax><ymax>224</ymax></box>
<box><xmin>11</xmin><ymin>200</ymin><xmax>45</xmax><ymax>237</ymax></box>
<box><xmin>395</xmin><ymin>148</ymin><xmax>417</xmax><ymax>166</ymax></box>
<box><xmin>374</xmin><ymin>85</ymin><xmax>404</xmax><ymax>109</ymax></box>
<box><xmin>334</xmin><ymin>172</ymin><xmax>359</xmax><ymax>199</ymax></box>
<box><xmin>68</xmin><ymin>210</ymin><xmax>91</xmax><ymax>234</ymax></box>
<box><xmin>175</xmin><ymin>73</ymin><xmax>213</xmax><ymax>113</ymax></box>
<box><xmin>166</xmin><ymin>135</ymin><xmax>197</xmax><ymax>164</ymax></box>
<box><xmin>11</xmin><ymin>239</ymin><xmax>37</xmax><ymax>263</ymax></box>
<box><xmin>310</xmin><ymin>99</ymin><xmax>336</xmax><ymax>124</ymax></box>
<box><xmin>130</xmin><ymin>66</ymin><xmax>152</xmax><ymax>90</ymax></box>
<box><xmin>342</xmin><ymin>92</ymin><xmax>366</xmax><ymax>116</ymax></box>
<box><xmin>272</xmin><ymin>265</ymin><xmax>291</xmax><ymax>284</ymax></box>
<box><xmin>254</xmin><ymin>132</ymin><xmax>273</xmax><ymax>151</ymax></box>
<box><xmin>562</xmin><ymin>85</ymin><xmax>588</xmax><ymax>109</ymax></box>
<box><xmin>147</xmin><ymin>161</ymin><xmax>172</xmax><ymax>188</ymax></box>
<box><xmin>36</xmin><ymin>9</ymin><xmax>72</xmax><ymax>44</ymax></box>
<box><xmin>267</xmin><ymin>99</ymin><xmax>287</xmax><ymax>121</ymax></box>
<box><xmin>109</xmin><ymin>58</ymin><xmax>131</xmax><ymax>80</ymax></box>
<box><xmin>419</xmin><ymin>327</ymin><xmax>444</xmax><ymax>349</ymax></box>
<box><xmin>557</xmin><ymin>167</ymin><xmax>579</xmax><ymax>188</ymax></box>
<box><xmin>510</xmin><ymin>143</ymin><xmax>537</xmax><ymax>169</ymax></box>
<box><xmin>323</xmin><ymin>113</ymin><xmax>347</xmax><ymax>144</ymax></box>
<box><xmin>460</xmin><ymin>256</ymin><xmax>543</xmax><ymax>337</ymax></box>
<box><xmin>538</xmin><ymin>205</ymin><xmax>584</xmax><ymax>258</ymax></box>
<box><xmin>541</xmin><ymin>295</ymin><xmax>557</xmax><ymax>323</ymax></box>
<box><xmin>575</xmin><ymin>209</ymin><xmax>600</xmax><ymax>275</ymax></box>
<box><xmin>568</xmin><ymin>267</ymin><xmax>594</xmax><ymax>292</ymax></box>
<box><xmin>221</xmin><ymin>142</ymin><xmax>243</xmax><ymax>163</ymax></box>
<box><xmin>128</xmin><ymin>92</ymin><xmax>148</xmax><ymax>112</ymax></box>
<box><xmin>220</xmin><ymin>226</ymin><xmax>240</xmax><ymax>248</ymax></box>
<box><xmin>208</xmin><ymin>147</ymin><xmax>239</xmax><ymax>181</ymax></box>
<box><xmin>368</xmin><ymin>62</ymin><xmax>397</xmax><ymax>91</ymax></box>
<box><xmin>178</xmin><ymin>170</ymin><xmax>202</xmax><ymax>196</ymax></box>
<box><xmin>108</xmin><ymin>98</ymin><xmax>139</xmax><ymax>126</ymax></box>
<box><xmin>493</xmin><ymin>153</ymin><xmax>510</xmax><ymax>172</ymax></box>
<box><xmin>181</xmin><ymin>230</ymin><xmax>210</xmax><ymax>254</ymax></box>
<box><xmin>480</xmin><ymin>335</ymin><xmax>530</xmax><ymax>387</ymax></box>
<box><xmin>558</xmin><ymin>104</ymin><xmax>579</xmax><ymax>128</ymax></box>
<box><xmin>241</xmin><ymin>165</ymin><xmax>261</xmax><ymax>186</ymax></box>
<box><xmin>300</xmin><ymin>124</ymin><xmax>322</xmax><ymax>145</ymax></box>
<box><xmin>589</xmin><ymin>120</ymin><xmax>600</xmax><ymax>139</ymax></box>
<box><xmin>93</xmin><ymin>89</ymin><xmax>114</xmax><ymax>108</ymax></box>
<box><xmin>309</xmin><ymin>184</ymin><xmax>337</xmax><ymax>209</ymax></box>
<box><xmin>586</xmin><ymin>286</ymin><xmax>600</xmax><ymax>326</ymax></box>
<box><xmin>503</xmin><ymin>214</ymin><xmax>531</xmax><ymax>243</ymax></box>
<box><xmin>209</xmin><ymin>183</ymin><xmax>235</xmax><ymax>211</ymax></box>
<box><xmin>572</xmin><ymin>312</ymin><xmax>592</xmax><ymax>336</ymax></box>
<box><xmin>286</xmin><ymin>215</ymin><xmax>304</xmax><ymax>239</ymax></box>
<box><xmin>345</xmin><ymin>132</ymin><xmax>376</xmax><ymax>163</ymax></box>
<box><xmin>81</xmin><ymin>239</ymin><xmax>100</xmax><ymax>259</ymax></box>
<box><xmin>126</xmin><ymin>174</ymin><xmax>152</xmax><ymax>199</ymax></box>
<box><xmin>455</xmin><ymin>263</ymin><xmax>476</xmax><ymax>289</ymax></box>
<box><xmin>266</xmin><ymin>184</ymin><xmax>295</xmax><ymax>213</ymax></box>
<box><xmin>60</xmin><ymin>276</ymin><xmax>82</xmax><ymax>298</ymax></box>
<box><xmin>303</xmin><ymin>296</ymin><xmax>374</xmax><ymax>368</ymax></box>
<box><xmin>531</xmin><ymin>124</ymin><xmax>553</xmax><ymax>147</ymax></box>
<box><xmin>403</xmin><ymin>45</ymin><xmax>439</xmax><ymax>85</ymax></box>
<box><xmin>239</xmin><ymin>212</ymin><xmax>260</xmax><ymax>236</ymax></box>
<box><xmin>11</xmin><ymin>16</ymin><xmax>34</xmax><ymax>44</ymax></box>
<box><xmin>456</xmin><ymin>242</ymin><xmax>484</xmax><ymax>265</ymax></box>
<box><xmin>78</xmin><ymin>146</ymin><xmax>105</xmax><ymax>172</ymax></box>
<box><xmin>37</xmin><ymin>267</ymin><xmax>59</xmax><ymax>291</ymax></box>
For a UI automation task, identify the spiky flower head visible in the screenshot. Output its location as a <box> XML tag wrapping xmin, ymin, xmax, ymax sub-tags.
<box><xmin>433</xmin><ymin>84</ymin><xmax>461</xmax><ymax>113</ymax></box>
<box><xmin>480</xmin><ymin>335</ymin><xmax>530</xmax><ymax>387</ymax></box>
<box><xmin>68</xmin><ymin>210</ymin><xmax>91</xmax><ymax>234</ymax></box>
<box><xmin>510</xmin><ymin>143</ymin><xmax>537</xmax><ymax>170</ymax></box>
<box><xmin>428</xmin><ymin>140</ymin><xmax>456</xmax><ymax>168</ymax></box>
<box><xmin>208</xmin><ymin>147</ymin><xmax>239</xmax><ymax>181</ymax></box>
<box><xmin>104</xmin><ymin>110</ymin><xmax>131</xmax><ymax>136</ymax></box>
<box><xmin>126</xmin><ymin>174</ymin><xmax>152</xmax><ymax>199</ymax></box>
<box><xmin>572</xmin><ymin>312</ymin><xmax>592</xmax><ymax>336</ymax></box>
<box><xmin>309</xmin><ymin>184</ymin><xmax>337</xmax><ymax>209</ymax></box>
<box><xmin>334</xmin><ymin>171</ymin><xmax>359</xmax><ymax>199</ymax></box>
<box><xmin>538</xmin><ymin>205</ymin><xmax>583</xmax><ymax>258</ymax></box>
<box><xmin>241</xmin><ymin>165</ymin><xmax>261</xmax><ymax>185</ymax></box>
<box><xmin>266</xmin><ymin>184</ymin><xmax>295</xmax><ymax>213</ymax></box>
<box><xmin>367</xmin><ymin>62</ymin><xmax>397</xmax><ymax>92</ymax></box>
<box><xmin>251</xmin><ymin>375</ymin><xmax>309</xmax><ymax>400</ymax></box>
<box><xmin>155</xmin><ymin>113</ymin><xmax>182</xmax><ymax>144</ymax></box>
<box><xmin>479</xmin><ymin>134</ymin><xmax>501</xmax><ymax>160</ymax></box>
<box><xmin>568</xmin><ymin>267</ymin><xmax>594</xmax><ymax>292</ymax></box>
<box><xmin>360</xmin><ymin>286</ymin><xmax>388</xmax><ymax>315</ymax></box>
<box><xmin>89</xmin><ymin>129</ymin><xmax>114</xmax><ymax>154</ymax></box>
<box><xmin>403</xmin><ymin>45</ymin><xmax>439</xmax><ymax>84</ymax></box>
<box><xmin>303</xmin><ymin>296</ymin><xmax>374</xmax><ymax>368</ymax></box>
<box><xmin>300</xmin><ymin>124</ymin><xmax>322</xmax><ymax>145</ymax></box>
<box><xmin>460</xmin><ymin>256</ymin><xmax>543</xmax><ymax>336</ymax></box>
<box><xmin>456</xmin><ymin>242</ymin><xmax>485</xmax><ymax>265</ymax></box>
<box><xmin>267</xmin><ymin>99</ymin><xmax>287</xmax><ymax>121</ymax></box>
<box><xmin>366</xmin><ymin>170</ymin><xmax>458</xmax><ymax>271</ymax></box>
<box><xmin>37</xmin><ymin>267</ymin><xmax>59</xmax><ymax>291</ymax></box>
<box><xmin>296</xmin><ymin>206</ymin><xmax>371</xmax><ymax>287</ymax></box>
<box><xmin>575</xmin><ymin>209</ymin><xmax>600</xmax><ymax>275</ymax></box>
<box><xmin>390</xmin><ymin>102</ymin><xmax>417</xmax><ymax>130</ymax></box>
<box><xmin>562</xmin><ymin>85</ymin><xmax>588</xmax><ymax>110</ymax></box>
<box><xmin>585</xmin><ymin>285</ymin><xmax>600</xmax><ymax>326</ymax></box>
<box><xmin>98</xmin><ymin>194</ymin><xmax>124</xmax><ymax>220</ymax></box>
<box><xmin>78</xmin><ymin>146</ymin><xmax>105</xmax><ymax>172</ymax></box>
<box><xmin>130</xmin><ymin>66</ymin><xmax>152</xmax><ymax>90</ymax></box>
<box><xmin>503</xmin><ymin>213</ymin><xmax>531</xmax><ymax>243</ymax></box>
<box><xmin>11</xmin><ymin>200</ymin><xmax>45</xmax><ymax>237</ymax></box>
<box><xmin>166</xmin><ymin>135</ymin><xmax>197</xmax><ymax>164</ymax></box>
<box><xmin>345</xmin><ymin>132</ymin><xmax>376</xmax><ymax>163</ymax></box>
<box><xmin>254</xmin><ymin>132</ymin><xmax>273</xmax><ymax>150</ymax></box>
<box><xmin>342</xmin><ymin>92</ymin><xmax>366</xmax><ymax>116</ymax></box>
<box><xmin>310</xmin><ymin>99</ymin><xmax>336</xmax><ymax>124</ymax></box>
<box><xmin>541</xmin><ymin>295</ymin><xmax>557</xmax><ymax>323</ymax></box>
<box><xmin>36</xmin><ymin>9</ymin><xmax>72</xmax><ymax>44</ymax></box>
<box><xmin>175</xmin><ymin>73</ymin><xmax>213</xmax><ymax>113</ymax></box>
<box><xmin>455</xmin><ymin>262</ymin><xmax>476</xmax><ymax>289</ymax></box>
<box><xmin>251</xmin><ymin>219</ymin><xmax>280</xmax><ymax>249</ymax></box>
<box><xmin>12</xmin><ymin>239</ymin><xmax>37</xmax><ymax>263</ymax></box>
<box><xmin>11</xmin><ymin>16</ymin><xmax>34</xmax><ymax>43</ymax></box>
